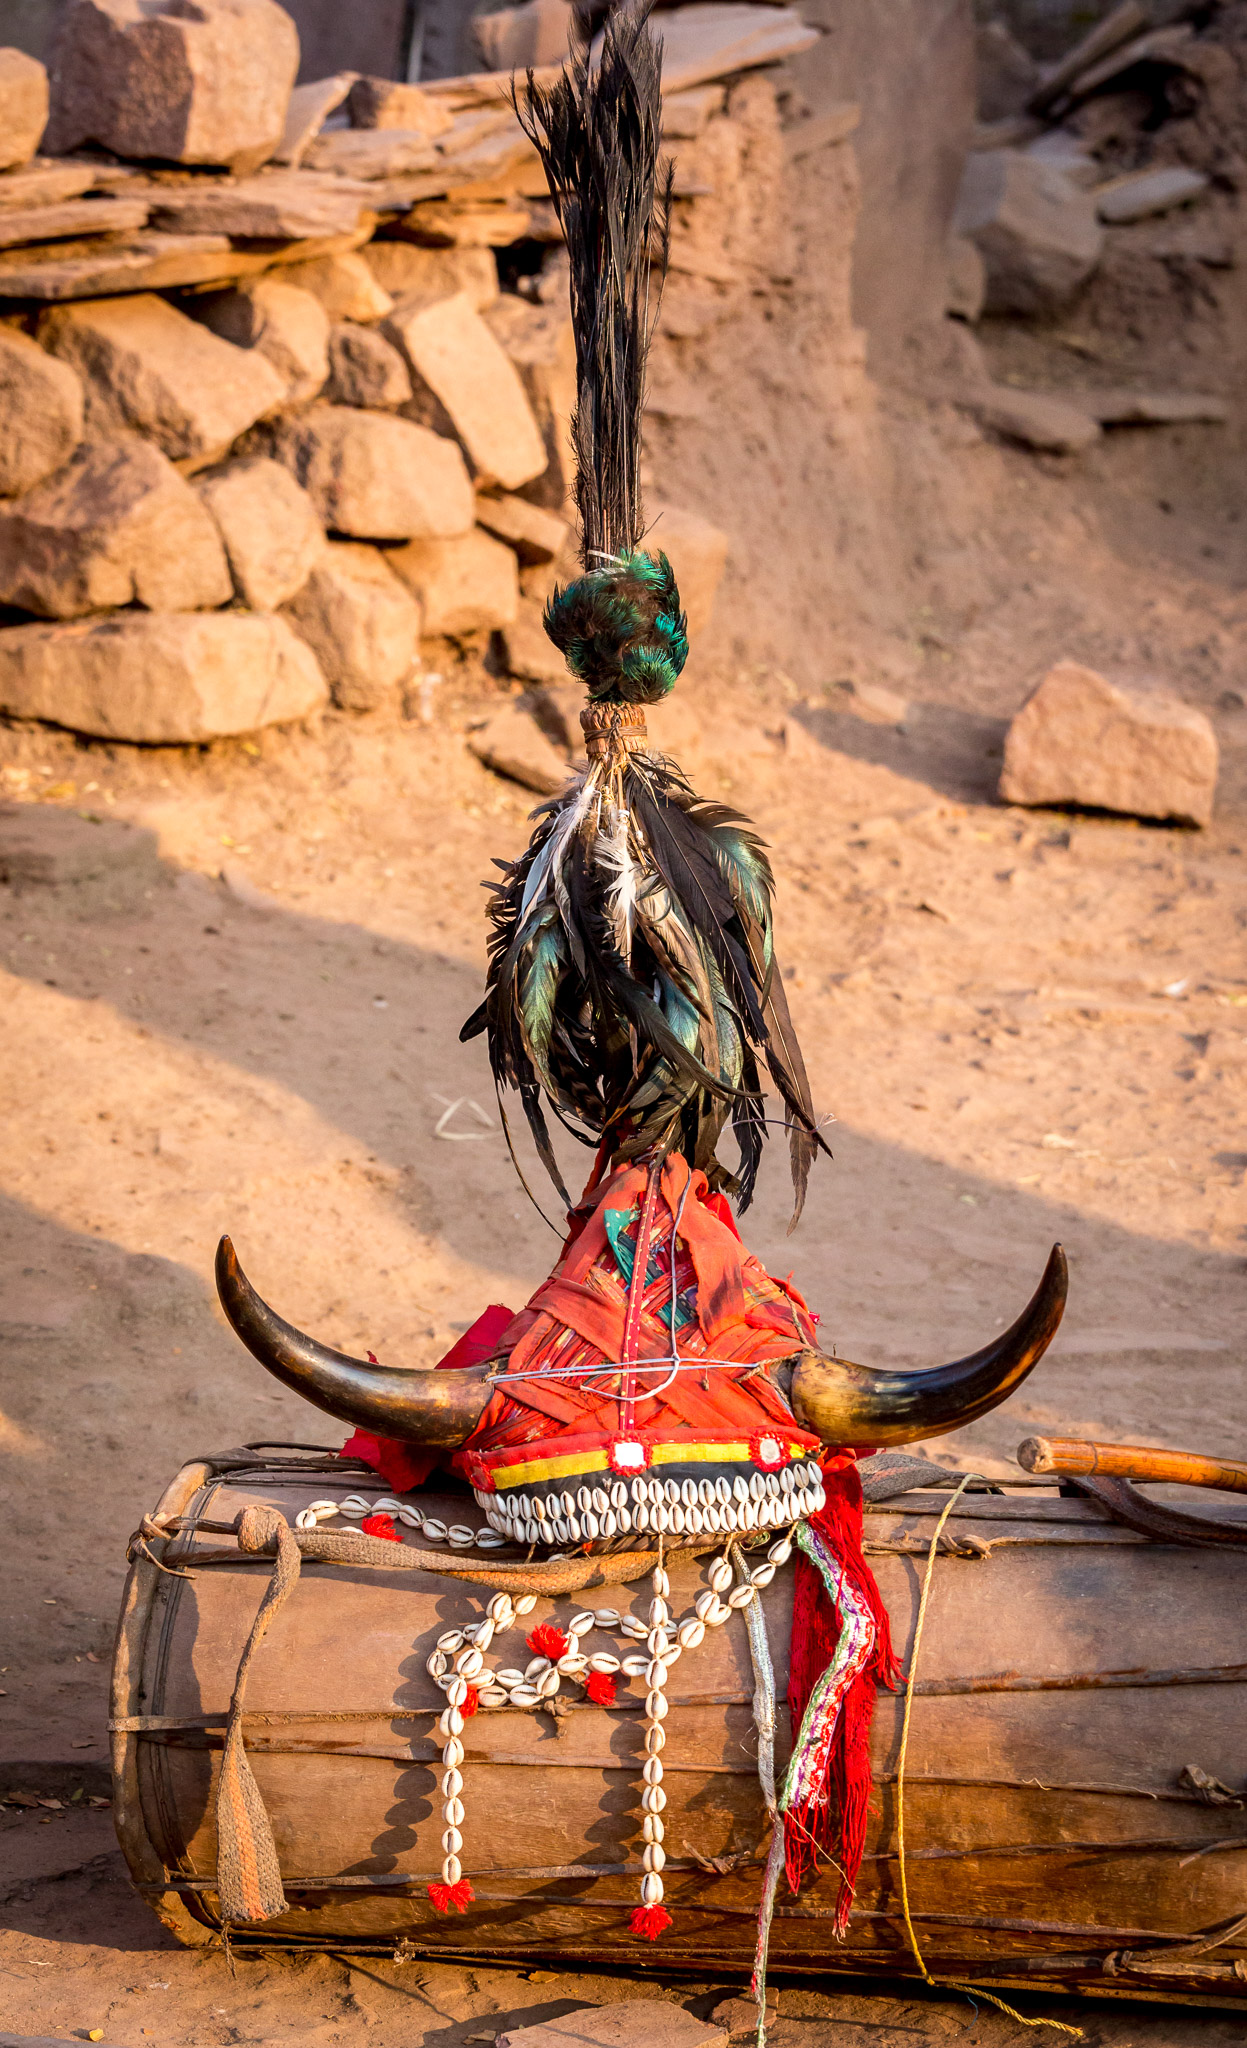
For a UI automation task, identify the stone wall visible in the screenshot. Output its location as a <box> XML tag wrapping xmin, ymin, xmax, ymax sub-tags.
<box><xmin>0</xmin><ymin>1</ymin><xmax>844</xmax><ymax>746</ymax></box>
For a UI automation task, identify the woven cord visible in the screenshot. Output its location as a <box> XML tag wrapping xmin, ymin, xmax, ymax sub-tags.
<box><xmin>216</xmin><ymin>1506</ymin><xmax>301</xmax><ymax>1924</ymax></box>
<box><xmin>895</xmin><ymin>1474</ymin><xmax>1084</xmax><ymax>2039</ymax></box>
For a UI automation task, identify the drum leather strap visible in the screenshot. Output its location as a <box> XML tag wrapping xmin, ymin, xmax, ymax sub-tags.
<box><xmin>217</xmin><ymin>1506</ymin><xmax>300</xmax><ymax>1924</ymax></box>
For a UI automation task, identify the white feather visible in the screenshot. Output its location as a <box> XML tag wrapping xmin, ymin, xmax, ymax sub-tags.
<box><xmin>520</xmin><ymin>766</ymin><xmax>597</xmax><ymax>923</ymax></box>
<box><xmin>595</xmin><ymin>803</ymin><xmax>638</xmax><ymax>964</ymax></box>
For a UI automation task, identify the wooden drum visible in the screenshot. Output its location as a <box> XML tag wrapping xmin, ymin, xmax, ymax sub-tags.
<box><xmin>112</xmin><ymin>1447</ymin><xmax>1247</xmax><ymax>2004</ymax></box>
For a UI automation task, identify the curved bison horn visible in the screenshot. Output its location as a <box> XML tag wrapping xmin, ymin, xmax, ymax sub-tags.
<box><xmin>215</xmin><ymin>1237</ymin><xmax>494</xmax><ymax>1447</ymax></box>
<box><xmin>790</xmin><ymin>1243</ymin><xmax>1067</xmax><ymax>1447</ymax></box>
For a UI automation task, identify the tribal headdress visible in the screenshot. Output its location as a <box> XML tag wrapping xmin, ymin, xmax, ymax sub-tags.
<box><xmin>214</xmin><ymin>0</ymin><xmax>1066</xmax><ymax>1989</ymax></box>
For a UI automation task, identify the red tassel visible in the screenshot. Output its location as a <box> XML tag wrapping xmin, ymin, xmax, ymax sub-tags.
<box><xmin>360</xmin><ymin>1513</ymin><xmax>401</xmax><ymax>1542</ymax></box>
<box><xmin>427</xmin><ymin>1878</ymin><xmax>475</xmax><ymax>1914</ymax></box>
<box><xmin>584</xmin><ymin>1671</ymin><xmax>616</xmax><ymax>1707</ymax></box>
<box><xmin>461</xmin><ymin>1684</ymin><xmax>480</xmax><ymax>1718</ymax></box>
<box><xmin>527</xmin><ymin>1623</ymin><xmax>570</xmax><ymax>1661</ymax></box>
<box><xmin>628</xmin><ymin>1904</ymin><xmax>672</xmax><ymax>1941</ymax></box>
<box><xmin>785</xmin><ymin>1457</ymin><xmax>903</xmax><ymax>1930</ymax></box>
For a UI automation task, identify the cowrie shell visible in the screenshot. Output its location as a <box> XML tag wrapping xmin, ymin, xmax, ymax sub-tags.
<box><xmin>643</xmin><ymin>1842</ymin><xmax>666</xmax><ymax>1872</ymax></box>
<box><xmin>440</xmin><ymin>1767</ymin><xmax>463</xmax><ymax>1797</ymax></box>
<box><xmin>594</xmin><ymin>1608</ymin><xmax>621</xmax><ymax>1628</ymax></box>
<box><xmin>441</xmin><ymin>1736</ymin><xmax>464</xmax><ymax>1767</ymax></box>
<box><xmin>510</xmin><ymin>1684</ymin><xmax>541</xmax><ymax>1707</ymax></box>
<box><xmin>514</xmin><ymin>1594</ymin><xmax>538</xmax><ymax>1615</ymax></box>
<box><xmin>643</xmin><ymin>1813</ymin><xmax>665</xmax><ymax>1842</ymax></box>
<box><xmin>442</xmin><ymin>1797</ymin><xmax>465</xmax><ymax>1826</ymax></box>
<box><xmin>641</xmin><ymin>1782</ymin><xmax>667</xmax><ymax>1810</ymax></box>
<box><xmin>751</xmin><ymin>1562</ymin><xmax>777</xmax><ymax>1589</ymax></box>
<box><xmin>727</xmin><ymin>1584</ymin><xmax>755</xmax><ymax>1609</ymax></box>
<box><xmin>477</xmin><ymin>1686</ymin><xmax>508</xmax><ymax>1706</ymax></box>
<box><xmin>708</xmin><ymin>1558</ymin><xmax>733</xmax><ymax>1593</ymax></box>
<box><xmin>422</xmin><ymin>1520</ymin><xmax>448</xmax><ymax>1543</ymax></box>
<box><xmin>441</xmin><ymin>1826</ymin><xmax>463</xmax><ymax>1854</ymax></box>
<box><xmin>569</xmin><ymin>1612</ymin><xmax>595</xmax><ymax>1636</ymax></box>
<box><xmin>641</xmin><ymin>1872</ymin><xmax>664</xmax><ymax>1905</ymax></box>
<box><xmin>537</xmin><ymin>1668</ymin><xmax>560</xmax><ymax>1697</ymax></box>
<box><xmin>588</xmin><ymin>1652</ymin><xmax>620</xmax><ymax>1674</ymax></box>
<box><xmin>621</xmin><ymin>1653</ymin><xmax>648</xmax><ymax>1677</ymax></box>
<box><xmin>642</xmin><ymin>1755</ymin><xmax>664</xmax><ymax>1785</ymax></box>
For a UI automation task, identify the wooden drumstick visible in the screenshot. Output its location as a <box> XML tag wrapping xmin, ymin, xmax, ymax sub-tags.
<box><xmin>1018</xmin><ymin>1434</ymin><xmax>1247</xmax><ymax>1494</ymax></box>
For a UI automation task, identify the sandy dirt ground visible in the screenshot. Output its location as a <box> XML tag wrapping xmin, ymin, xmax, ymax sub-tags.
<box><xmin>0</xmin><ymin>559</ymin><xmax>1243</xmax><ymax>2043</ymax></box>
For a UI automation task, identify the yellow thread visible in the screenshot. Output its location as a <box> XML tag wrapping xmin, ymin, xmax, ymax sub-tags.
<box><xmin>895</xmin><ymin>1472</ymin><xmax>1084</xmax><ymax>2040</ymax></box>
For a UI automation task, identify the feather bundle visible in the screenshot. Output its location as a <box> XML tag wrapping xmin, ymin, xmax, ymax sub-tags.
<box><xmin>464</xmin><ymin>1</ymin><xmax>828</xmax><ymax>1223</ymax></box>
<box><xmin>461</xmin><ymin>747</ymin><xmax>828</xmax><ymax>1226</ymax></box>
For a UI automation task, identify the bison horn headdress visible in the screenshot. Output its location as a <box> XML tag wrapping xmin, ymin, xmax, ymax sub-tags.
<box><xmin>216</xmin><ymin>0</ymin><xmax>1065</xmax><ymax>1515</ymax></box>
<box><xmin>213</xmin><ymin>0</ymin><xmax>1066</xmax><ymax>1980</ymax></box>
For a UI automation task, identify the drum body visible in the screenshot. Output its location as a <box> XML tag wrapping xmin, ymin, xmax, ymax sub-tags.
<box><xmin>112</xmin><ymin>1449</ymin><xmax>1247</xmax><ymax>2004</ymax></box>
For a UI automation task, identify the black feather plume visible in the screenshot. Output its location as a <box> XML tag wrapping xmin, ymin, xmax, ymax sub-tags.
<box><xmin>517</xmin><ymin>0</ymin><xmax>670</xmax><ymax>565</ymax></box>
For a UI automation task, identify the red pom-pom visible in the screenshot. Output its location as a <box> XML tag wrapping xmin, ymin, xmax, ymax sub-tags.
<box><xmin>628</xmin><ymin>1904</ymin><xmax>672</xmax><ymax>1941</ymax></box>
<box><xmin>361</xmin><ymin>1513</ymin><xmax>401</xmax><ymax>1542</ymax></box>
<box><xmin>526</xmin><ymin>1622</ymin><xmax>570</xmax><ymax>1661</ymax></box>
<box><xmin>427</xmin><ymin>1879</ymin><xmax>474</xmax><ymax>1914</ymax></box>
<box><xmin>584</xmin><ymin>1671</ymin><xmax>616</xmax><ymax>1707</ymax></box>
<box><xmin>461</xmin><ymin>1684</ymin><xmax>479</xmax><ymax>1718</ymax></box>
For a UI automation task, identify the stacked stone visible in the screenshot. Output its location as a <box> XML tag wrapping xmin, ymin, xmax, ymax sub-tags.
<box><xmin>0</xmin><ymin>0</ymin><xmax>814</xmax><ymax>750</ymax></box>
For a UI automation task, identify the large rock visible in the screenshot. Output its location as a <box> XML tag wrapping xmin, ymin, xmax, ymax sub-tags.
<box><xmin>149</xmin><ymin>171</ymin><xmax>366</xmax><ymax>240</ymax></box>
<box><xmin>969</xmin><ymin>386</ymin><xmax>1101</xmax><ymax>454</ymax></box>
<box><xmin>0</xmin><ymin>610</ymin><xmax>327</xmax><ymax>742</ymax></box>
<box><xmin>386</xmin><ymin>290</ymin><xmax>547</xmax><ymax>492</ymax></box>
<box><xmin>0</xmin><ymin>49</ymin><xmax>50</xmax><ymax>172</ymax></box>
<box><xmin>500</xmin><ymin>602</ymin><xmax>567</xmax><ymax>687</ymax></box>
<box><xmin>279</xmin><ymin>250</ymin><xmax>393</xmax><ymax>324</ymax></box>
<box><xmin>270</xmin><ymin>404</ymin><xmax>474</xmax><ymax>541</ymax></box>
<box><xmin>44</xmin><ymin>0</ymin><xmax>299</xmax><ymax>174</ymax></box>
<box><xmin>475</xmin><ymin>491</ymin><xmax>567</xmax><ymax>564</ymax></box>
<box><xmin>389</xmin><ymin>527</ymin><xmax>518</xmax><ymax>637</ymax></box>
<box><xmin>0</xmin><ymin>331</ymin><xmax>84</xmax><ymax>497</ymax></box>
<box><xmin>482</xmin><ymin>295</ymin><xmax>576</xmax><ymax>511</ymax></box>
<box><xmin>196</xmin><ymin>278</ymin><xmax>330</xmax><ymax>404</ymax></box>
<box><xmin>38</xmin><ymin>293</ymin><xmax>286</xmax><ymax>466</ymax></box>
<box><xmin>474</xmin><ymin>0</ymin><xmax>574</xmax><ymax>71</ymax></box>
<box><xmin>345</xmin><ymin>77</ymin><xmax>454</xmax><ymax>136</ymax></box>
<box><xmin>497</xmin><ymin>2003</ymin><xmax>726</xmax><ymax>2048</ymax></box>
<box><xmin>364</xmin><ymin>241</ymin><xmax>498</xmax><ymax>312</ymax></box>
<box><xmin>283</xmin><ymin>540</ymin><xmax>420</xmax><ymax>711</ymax></box>
<box><xmin>954</xmin><ymin>151</ymin><xmax>1103</xmax><ymax>315</ymax></box>
<box><xmin>1096</xmin><ymin>166</ymin><xmax>1209</xmax><ymax>225</ymax></box>
<box><xmin>272</xmin><ymin>72</ymin><xmax>353</xmax><ymax>168</ymax></box>
<box><xmin>999</xmin><ymin>661</ymin><xmax>1219</xmax><ymax>827</ymax></box>
<box><xmin>0</xmin><ymin>434</ymin><xmax>232</xmax><ymax>618</ymax></box>
<box><xmin>469</xmin><ymin>699</ymin><xmax>570</xmax><ymax>795</ymax></box>
<box><xmin>197</xmin><ymin>455</ymin><xmax>322</xmax><ymax>610</ymax></box>
<box><xmin>647</xmin><ymin>503</ymin><xmax>730</xmax><ymax>640</ymax></box>
<box><xmin>325</xmin><ymin>322</ymin><xmax>412</xmax><ymax>409</ymax></box>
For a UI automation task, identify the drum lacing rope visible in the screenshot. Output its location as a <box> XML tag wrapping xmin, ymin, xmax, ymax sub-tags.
<box><xmin>895</xmin><ymin>1474</ymin><xmax>1084</xmax><ymax>2040</ymax></box>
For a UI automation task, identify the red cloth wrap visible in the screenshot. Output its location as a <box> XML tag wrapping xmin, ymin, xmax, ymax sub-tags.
<box><xmin>785</xmin><ymin>1452</ymin><xmax>903</xmax><ymax>1928</ymax></box>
